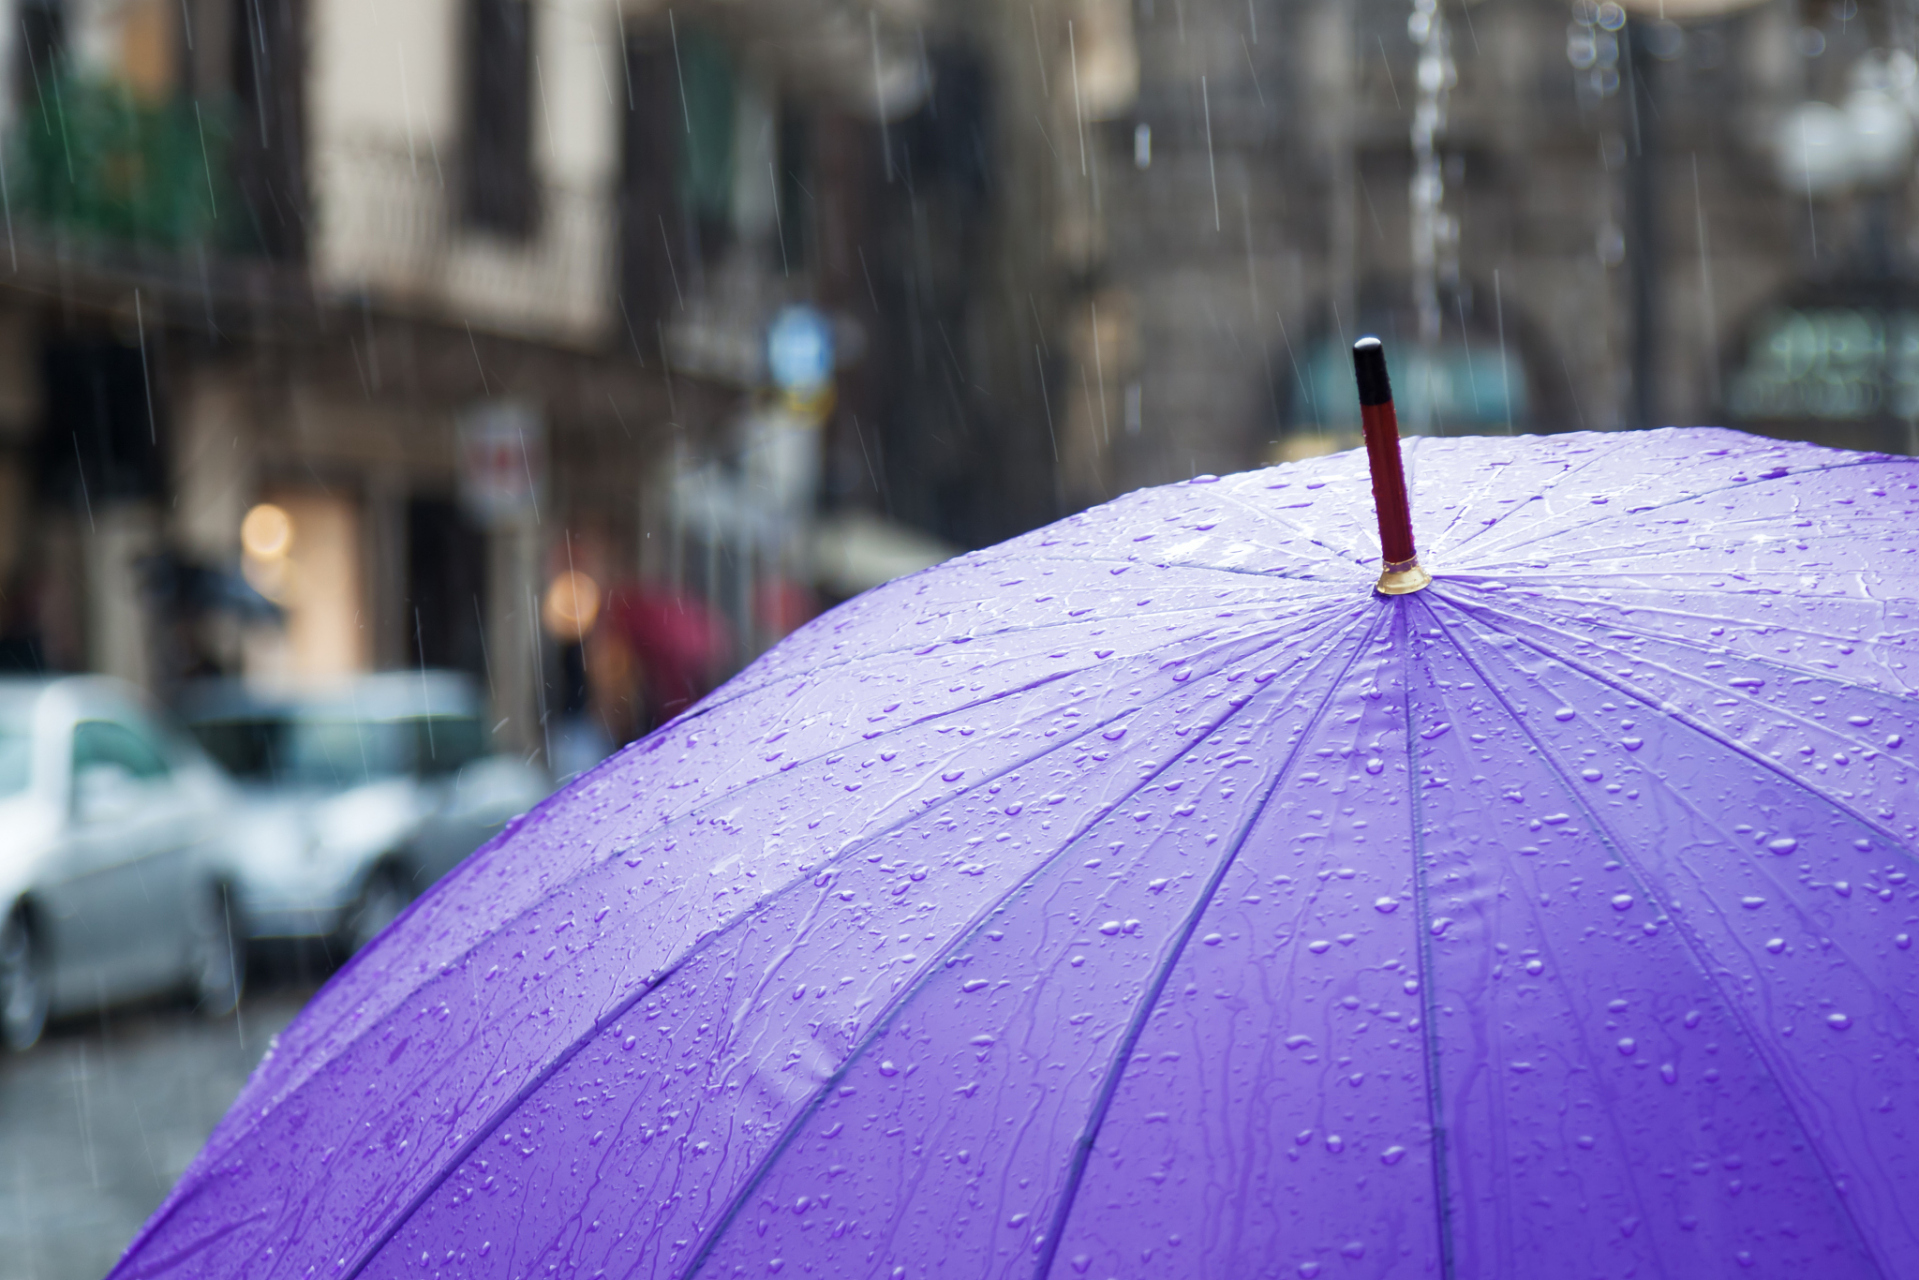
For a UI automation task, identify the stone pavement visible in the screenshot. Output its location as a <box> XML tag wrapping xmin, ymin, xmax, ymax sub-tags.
<box><xmin>0</xmin><ymin>983</ymin><xmax>317</xmax><ymax>1280</ymax></box>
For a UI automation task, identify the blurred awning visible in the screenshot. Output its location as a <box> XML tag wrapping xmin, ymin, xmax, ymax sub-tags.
<box><xmin>625</xmin><ymin>0</ymin><xmax>934</xmax><ymax>120</ymax></box>
<box><xmin>142</xmin><ymin>554</ymin><xmax>283</xmax><ymax>623</ymax></box>
<box><xmin>811</xmin><ymin>510</ymin><xmax>960</xmax><ymax>598</ymax></box>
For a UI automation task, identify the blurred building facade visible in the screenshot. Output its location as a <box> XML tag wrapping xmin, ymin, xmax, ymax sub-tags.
<box><xmin>1008</xmin><ymin>0</ymin><xmax>1919</xmax><ymax>512</ymax></box>
<box><xmin>0</xmin><ymin>0</ymin><xmax>1910</xmax><ymax>756</ymax></box>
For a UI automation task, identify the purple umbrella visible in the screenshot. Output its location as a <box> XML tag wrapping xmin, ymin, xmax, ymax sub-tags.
<box><xmin>115</xmin><ymin>402</ymin><xmax>1918</xmax><ymax>1276</ymax></box>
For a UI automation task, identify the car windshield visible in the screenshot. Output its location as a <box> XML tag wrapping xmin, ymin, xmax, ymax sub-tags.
<box><xmin>0</xmin><ymin>693</ymin><xmax>32</xmax><ymax>798</ymax></box>
<box><xmin>192</xmin><ymin>711</ymin><xmax>486</xmax><ymax>787</ymax></box>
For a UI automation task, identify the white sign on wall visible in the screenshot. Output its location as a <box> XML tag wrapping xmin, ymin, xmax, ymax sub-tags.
<box><xmin>458</xmin><ymin>400</ymin><xmax>545</xmax><ymax>527</ymax></box>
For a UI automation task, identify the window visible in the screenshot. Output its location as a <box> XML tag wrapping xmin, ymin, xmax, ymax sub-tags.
<box><xmin>1729</xmin><ymin>306</ymin><xmax>1919</xmax><ymax>423</ymax></box>
<box><xmin>189</xmin><ymin>717</ymin><xmax>281</xmax><ymax>781</ymax></box>
<box><xmin>73</xmin><ymin>720</ymin><xmax>172</xmax><ymax>781</ymax></box>
<box><xmin>230</xmin><ymin>0</ymin><xmax>308</xmax><ymax>260</ymax></box>
<box><xmin>619</xmin><ymin>35</ymin><xmax>683</xmax><ymax>327</ymax></box>
<box><xmin>618</xmin><ymin>25</ymin><xmax>734</xmax><ymax>323</ymax></box>
<box><xmin>280</xmin><ymin>718</ymin><xmax>407</xmax><ymax>788</ymax></box>
<box><xmin>0</xmin><ymin>694</ymin><xmax>34</xmax><ymax>798</ymax></box>
<box><xmin>464</xmin><ymin>0</ymin><xmax>535</xmax><ymax>238</ymax></box>
<box><xmin>14</xmin><ymin>0</ymin><xmax>64</xmax><ymax>110</ymax></box>
<box><xmin>409</xmin><ymin>716</ymin><xmax>485</xmax><ymax>777</ymax></box>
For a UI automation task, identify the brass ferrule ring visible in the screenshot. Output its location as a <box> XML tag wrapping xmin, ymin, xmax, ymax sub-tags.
<box><xmin>1375</xmin><ymin>557</ymin><xmax>1433</xmax><ymax>596</ymax></box>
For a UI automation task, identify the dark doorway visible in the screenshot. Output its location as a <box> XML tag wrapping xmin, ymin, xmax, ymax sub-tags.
<box><xmin>406</xmin><ymin>498</ymin><xmax>488</xmax><ymax>681</ymax></box>
<box><xmin>39</xmin><ymin>337</ymin><xmax>165</xmax><ymax>505</ymax></box>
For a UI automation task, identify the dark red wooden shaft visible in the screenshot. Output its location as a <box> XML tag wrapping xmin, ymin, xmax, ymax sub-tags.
<box><xmin>1352</xmin><ymin>336</ymin><xmax>1417</xmax><ymax>566</ymax></box>
<box><xmin>1360</xmin><ymin>400</ymin><xmax>1417</xmax><ymax>565</ymax></box>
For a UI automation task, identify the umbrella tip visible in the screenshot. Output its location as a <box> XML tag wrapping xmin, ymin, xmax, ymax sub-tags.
<box><xmin>1350</xmin><ymin>338</ymin><xmax>1432</xmax><ymax>596</ymax></box>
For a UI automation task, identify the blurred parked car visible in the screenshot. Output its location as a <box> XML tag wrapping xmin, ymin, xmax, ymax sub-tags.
<box><xmin>0</xmin><ymin>676</ymin><xmax>246</xmax><ymax>1053</ymax></box>
<box><xmin>181</xmin><ymin>672</ymin><xmax>549</xmax><ymax>954</ymax></box>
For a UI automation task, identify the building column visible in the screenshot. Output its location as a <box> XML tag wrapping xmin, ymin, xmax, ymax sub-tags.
<box><xmin>486</xmin><ymin>519</ymin><xmax>545</xmax><ymax>765</ymax></box>
<box><xmin>84</xmin><ymin>504</ymin><xmax>161</xmax><ymax>689</ymax></box>
<box><xmin>359</xmin><ymin>467</ymin><xmax>408</xmax><ymax>671</ymax></box>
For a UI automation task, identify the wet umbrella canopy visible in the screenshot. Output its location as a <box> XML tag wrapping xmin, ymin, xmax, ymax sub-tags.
<box><xmin>115</xmin><ymin>425</ymin><xmax>1918</xmax><ymax>1278</ymax></box>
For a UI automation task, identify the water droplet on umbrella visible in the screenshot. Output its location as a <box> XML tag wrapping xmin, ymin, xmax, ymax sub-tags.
<box><xmin>1828</xmin><ymin>1012</ymin><xmax>1853</xmax><ymax>1030</ymax></box>
<box><xmin>1373</xmin><ymin>896</ymin><xmax>1399</xmax><ymax>913</ymax></box>
<box><xmin>1767</xmin><ymin>836</ymin><xmax>1798</xmax><ymax>855</ymax></box>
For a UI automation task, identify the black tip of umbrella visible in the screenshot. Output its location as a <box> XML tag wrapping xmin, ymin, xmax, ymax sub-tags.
<box><xmin>1352</xmin><ymin>337</ymin><xmax>1392</xmax><ymax>407</ymax></box>
<box><xmin>1349</xmin><ymin>338</ymin><xmax>1432</xmax><ymax>596</ymax></box>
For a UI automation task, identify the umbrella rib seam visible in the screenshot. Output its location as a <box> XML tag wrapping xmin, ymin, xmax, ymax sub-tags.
<box><xmin>1443</xmin><ymin>584</ymin><xmax>1919</xmax><ymax>707</ymax></box>
<box><xmin>1421</xmin><ymin>430</ymin><xmax>1656</xmax><ymax>561</ymax></box>
<box><xmin>1179</xmin><ymin>483</ymin><xmax>1379</xmax><ymax>569</ymax></box>
<box><xmin>1426</xmin><ymin>600</ymin><xmax>1896</xmax><ymax>1279</ymax></box>
<box><xmin>681</xmin><ymin>592</ymin><xmax>1352</xmax><ymax>719</ymax></box>
<box><xmin>328</xmin><ymin>611</ymin><xmax>1362</xmax><ymax>1280</ymax></box>
<box><xmin>1401</xmin><ymin>600</ymin><xmax>1462</xmax><ymax>1280</ymax></box>
<box><xmin>1028</xmin><ymin>606</ymin><xmax>1388</xmax><ymax>1280</ymax></box>
<box><xmin>320</xmin><ymin>679</ymin><xmax>1146</xmax><ymax>1280</ymax></box>
<box><xmin>1410</xmin><ymin>599</ymin><xmax>1711</xmax><ymax>1279</ymax></box>
<box><xmin>1441</xmin><ymin>592</ymin><xmax>1918</xmax><ymax>869</ymax></box>
<box><xmin>1022</xmin><ymin>554</ymin><xmax>1369</xmax><ymax>581</ymax></box>
<box><xmin>1448</xmin><ymin>457</ymin><xmax>1895</xmax><ymax>565</ymax></box>
<box><xmin>193</xmin><ymin>599</ymin><xmax>1365</xmax><ymax>1194</ymax></box>
<box><xmin>679</xmin><ymin>642</ymin><xmax>1317</xmax><ymax>1279</ymax></box>
<box><xmin>198</xmin><ymin>657</ymin><xmax>1116</xmax><ymax>1162</ymax></box>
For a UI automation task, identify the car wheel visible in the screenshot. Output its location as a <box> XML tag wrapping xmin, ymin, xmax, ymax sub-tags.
<box><xmin>342</xmin><ymin>865</ymin><xmax>413</xmax><ymax>955</ymax></box>
<box><xmin>0</xmin><ymin>907</ymin><xmax>49</xmax><ymax>1052</ymax></box>
<box><xmin>188</xmin><ymin>884</ymin><xmax>246</xmax><ymax>1020</ymax></box>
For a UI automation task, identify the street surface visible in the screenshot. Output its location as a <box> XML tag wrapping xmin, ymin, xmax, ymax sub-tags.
<box><xmin>0</xmin><ymin>977</ymin><xmax>318</xmax><ymax>1280</ymax></box>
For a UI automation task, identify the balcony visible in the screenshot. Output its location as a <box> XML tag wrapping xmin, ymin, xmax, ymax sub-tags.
<box><xmin>312</xmin><ymin>139</ymin><xmax>615</xmax><ymax>347</ymax></box>
<box><xmin>8</xmin><ymin>75</ymin><xmax>228</xmax><ymax>253</ymax></box>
